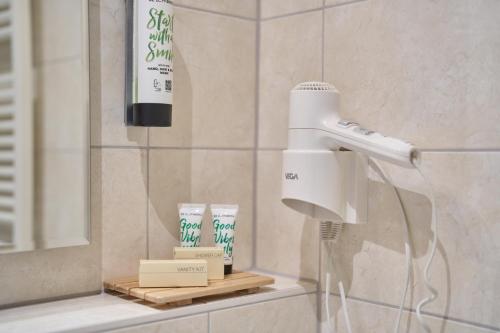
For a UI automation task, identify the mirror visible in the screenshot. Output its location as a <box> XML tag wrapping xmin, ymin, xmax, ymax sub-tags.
<box><xmin>0</xmin><ymin>0</ymin><xmax>89</xmax><ymax>253</ymax></box>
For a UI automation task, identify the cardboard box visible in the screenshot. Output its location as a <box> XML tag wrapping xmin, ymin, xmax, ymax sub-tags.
<box><xmin>139</xmin><ymin>259</ymin><xmax>208</xmax><ymax>287</ymax></box>
<box><xmin>174</xmin><ymin>247</ymin><xmax>224</xmax><ymax>280</ymax></box>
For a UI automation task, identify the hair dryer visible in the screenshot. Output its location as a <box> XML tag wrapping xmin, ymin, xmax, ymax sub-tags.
<box><xmin>280</xmin><ymin>83</ymin><xmax>440</xmax><ymax>333</ymax></box>
<box><xmin>281</xmin><ymin>82</ymin><xmax>418</xmax><ymax>224</ymax></box>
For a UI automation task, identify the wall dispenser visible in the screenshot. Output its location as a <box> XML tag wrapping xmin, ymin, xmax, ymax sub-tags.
<box><xmin>125</xmin><ymin>0</ymin><xmax>173</xmax><ymax>127</ymax></box>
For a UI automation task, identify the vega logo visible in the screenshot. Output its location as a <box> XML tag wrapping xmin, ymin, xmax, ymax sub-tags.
<box><xmin>285</xmin><ymin>172</ymin><xmax>299</xmax><ymax>180</ymax></box>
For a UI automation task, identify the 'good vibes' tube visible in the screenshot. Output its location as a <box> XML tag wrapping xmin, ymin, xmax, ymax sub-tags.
<box><xmin>178</xmin><ymin>203</ymin><xmax>206</xmax><ymax>247</ymax></box>
<box><xmin>211</xmin><ymin>204</ymin><xmax>238</xmax><ymax>274</ymax></box>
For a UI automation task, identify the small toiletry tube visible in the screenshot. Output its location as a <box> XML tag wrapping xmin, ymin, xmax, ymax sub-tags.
<box><xmin>174</xmin><ymin>246</ymin><xmax>224</xmax><ymax>280</ymax></box>
<box><xmin>178</xmin><ymin>203</ymin><xmax>206</xmax><ymax>247</ymax></box>
<box><xmin>211</xmin><ymin>204</ymin><xmax>238</xmax><ymax>275</ymax></box>
<box><xmin>139</xmin><ymin>259</ymin><xmax>208</xmax><ymax>287</ymax></box>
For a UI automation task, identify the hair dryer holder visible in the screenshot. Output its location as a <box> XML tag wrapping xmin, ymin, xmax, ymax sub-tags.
<box><xmin>281</xmin><ymin>149</ymin><xmax>368</xmax><ymax>224</ymax></box>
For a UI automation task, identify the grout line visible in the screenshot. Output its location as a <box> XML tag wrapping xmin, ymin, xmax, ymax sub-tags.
<box><xmin>318</xmin><ymin>19</ymin><xmax>326</xmax><ymax>333</ymax></box>
<box><xmin>92</xmin><ymin>145</ymin><xmax>254</xmax><ymax>151</ymax></box>
<box><xmin>316</xmin><ymin>227</ymin><xmax>323</xmax><ymax>333</ymax></box>
<box><xmin>251</xmin><ymin>0</ymin><xmax>261</xmax><ymax>269</ymax></box>
<box><xmin>261</xmin><ymin>6</ymin><xmax>324</xmax><ymax>21</ymax></box>
<box><xmin>171</xmin><ymin>2</ymin><xmax>257</xmax><ymax>21</ymax></box>
<box><xmin>255</xmin><ymin>147</ymin><xmax>285</xmax><ymax>151</ymax></box>
<box><xmin>208</xmin><ymin>311</ymin><xmax>211</xmax><ymax>333</ymax></box>
<box><xmin>323</xmin><ymin>0</ymin><xmax>369</xmax><ymax>11</ymax></box>
<box><xmin>91</xmin><ymin>145</ymin><xmax>148</xmax><ymax>149</ymax></box>
<box><xmin>92</xmin><ymin>146</ymin><xmax>500</xmax><ymax>154</ymax></box>
<box><xmin>317</xmin><ymin>20</ymin><xmax>325</xmax><ymax>330</ymax></box>
<box><xmin>253</xmin><ymin>268</ymin><xmax>319</xmax><ymax>286</ymax></box>
<box><xmin>260</xmin><ymin>0</ymin><xmax>370</xmax><ymax>23</ymax></box>
<box><xmin>327</xmin><ymin>292</ymin><xmax>500</xmax><ymax>332</ymax></box>
<box><xmin>149</xmin><ymin>146</ymin><xmax>254</xmax><ymax>151</ymax></box>
<box><xmin>321</xmin><ymin>2</ymin><xmax>325</xmax><ymax>82</ymax></box>
<box><xmin>419</xmin><ymin>148</ymin><xmax>500</xmax><ymax>153</ymax></box>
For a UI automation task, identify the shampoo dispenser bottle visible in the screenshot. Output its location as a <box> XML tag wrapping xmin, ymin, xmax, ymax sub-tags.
<box><xmin>125</xmin><ymin>0</ymin><xmax>173</xmax><ymax>126</ymax></box>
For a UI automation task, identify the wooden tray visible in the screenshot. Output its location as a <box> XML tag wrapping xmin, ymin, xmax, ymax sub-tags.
<box><xmin>103</xmin><ymin>271</ymin><xmax>274</xmax><ymax>306</ymax></box>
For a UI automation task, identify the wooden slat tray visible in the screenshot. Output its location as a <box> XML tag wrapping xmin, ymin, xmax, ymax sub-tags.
<box><xmin>104</xmin><ymin>271</ymin><xmax>274</xmax><ymax>306</ymax></box>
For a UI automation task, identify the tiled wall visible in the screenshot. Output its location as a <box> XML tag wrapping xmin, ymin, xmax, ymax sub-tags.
<box><xmin>2</xmin><ymin>2</ymin><xmax>498</xmax><ymax>333</ymax></box>
<box><xmin>108</xmin><ymin>294</ymin><xmax>317</xmax><ymax>333</ymax></box>
<box><xmin>255</xmin><ymin>0</ymin><xmax>500</xmax><ymax>332</ymax></box>
<box><xmin>256</xmin><ymin>7</ymin><xmax>323</xmax><ymax>281</ymax></box>
<box><xmin>95</xmin><ymin>0</ymin><xmax>258</xmax><ymax>280</ymax></box>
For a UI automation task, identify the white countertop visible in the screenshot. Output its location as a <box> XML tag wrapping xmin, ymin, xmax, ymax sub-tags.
<box><xmin>0</xmin><ymin>271</ymin><xmax>317</xmax><ymax>333</ymax></box>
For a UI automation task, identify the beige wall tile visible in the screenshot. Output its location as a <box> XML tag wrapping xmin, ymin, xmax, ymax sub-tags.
<box><xmin>259</xmin><ymin>12</ymin><xmax>322</xmax><ymax>149</ymax></box>
<box><xmin>261</xmin><ymin>0</ymin><xmax>323</xmax><ymax>19</ymax></box>
<box><xmin>174</xmin><ymin>0</ymin><xmax>257</xmax><ymax>18</ymax></box>
<box><xmin>98</xmin><ymin>0</ymin><xmax>125</xmax><ymax>113</ymax></box>
<box><xmin>322</xmin><ymin>152</ymin><xmax>500</xmax><ymax>327</ymax></box>
<box><xmin>109</xmin><ymin>314</ymin><xmax>208</xmax><ymax>333</ymax></box>
<box><xmin>148</xmin><ymin>149</ymin><xmax>191</xmax><ymax>259</ymax></box>
<box><xmin>32</xmin><ymin>0</ymin><xmax>83</xmax><ymax>63</ymax></box>
<box><xmin>0</xmin><ymin>237</ymin><xmax>100</xmax><ymax>307</ymax></box>
<box><xmin>210</xmin><ymin>294</ymin><xmax>317</xmax><ymax>333</ymax></box>
<box><xmin>101</xmin><ymin>149</ymin><xmax>148</xmax><ymax>280</ymax></box>
<box><xmin>256</xmin><ymin>151</ymin><xmax>319</xmax><ymax>280</ymax></box>
<box><xmin>322</xmin><ymin>296</ymin><xmax>498</xmax><ymax>333</ymax></box>
<box><xmin>149</xmin><ymin>8</ymin><xmax>256</xmax><ymax>148</ymax></box>
<box><xmin>324</xmin><ymin>0</ymin><xmax>500</xmax><ymax>149</ymax></box>
<box><xmin>91</xmin><ymin>0</ymin><xmax>147</xmax><ymax>146</ymax></box>
<box><xmin>190</xmin><ymin>150</ymin><xmax>254</xmax><ymax>270</ymax></box>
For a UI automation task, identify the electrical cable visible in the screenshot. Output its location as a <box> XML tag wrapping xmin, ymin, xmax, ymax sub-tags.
<box><xmin>323</xmin><ymin>222</ymin><xmax>353</xmax><ymax>333</ymax></box>
<box><xmin>372</xmin><ymin>159</ymin><xmax>439</xmax><ymax>332</ymax></box>
<box><xmin>338</xmin><ymin>281</ymin><xmax>353</xmax><ymax>333</ymax></box>
<box><xmin>370</xmin><ymin>159</ymin><xmax>413</xmax><ymax>333</ymax></box>
<box><xmin>324</xmin><ymin>159</ymin><xmax>436</xmax><ymax>333</ymax></box>
<box><xmin>325</xmin><ymin>272</ymin><xmax>335</xmax><ymax>333</ymax></box>
<box><xmin>325</xmin><ymin>260</ymin><xmax>354</xmax><ymax>333</ymax></box>
<box><xmin>415</xmin><ymin>165</ymin><xmax>439</xmax><ymax>333</ymax></box>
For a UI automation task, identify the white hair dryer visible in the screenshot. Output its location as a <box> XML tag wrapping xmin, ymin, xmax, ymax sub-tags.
<box><xmin>281</xmin><ymin>82</ymin><xmax>418</xmax><ymax>224</ymax></box>
<box><xmin>280</xmin><ymin>83</ymin><xmax>439</xmax><ymax>333</ymax></box>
